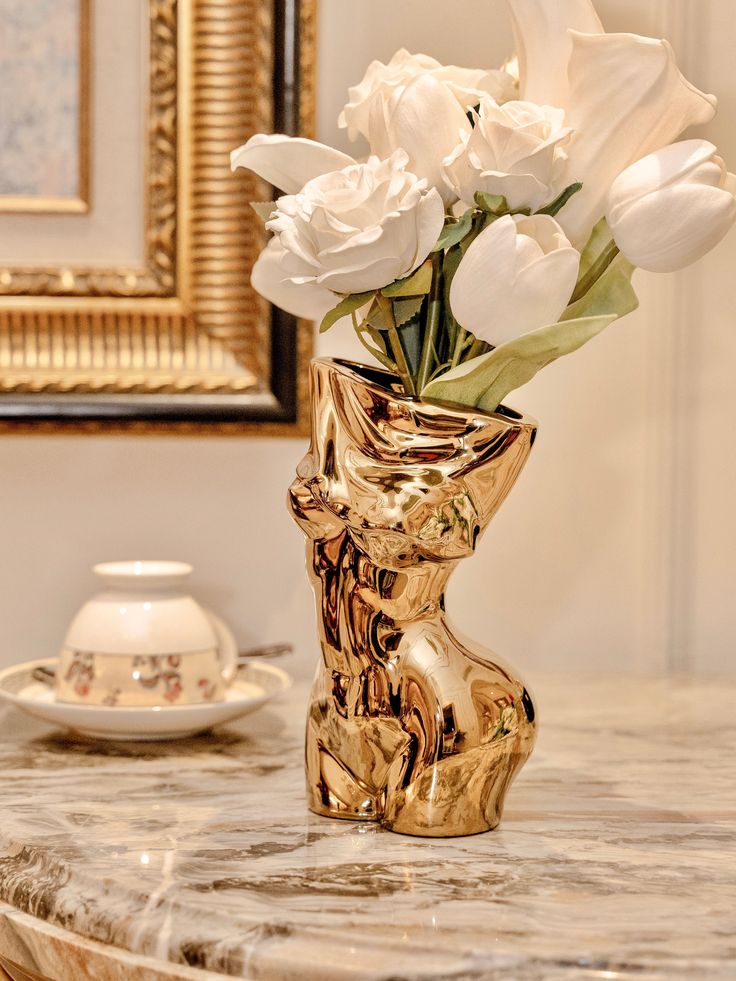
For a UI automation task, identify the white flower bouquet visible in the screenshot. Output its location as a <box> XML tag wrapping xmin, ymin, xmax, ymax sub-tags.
<box><xmin>232</xmin><ymin>0</ymin><xmax>735</xmax><ymax>413</ymax></box>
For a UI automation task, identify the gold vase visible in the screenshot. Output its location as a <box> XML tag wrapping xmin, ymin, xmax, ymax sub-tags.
<box><xmin>289</xmin><ymin>359</ymin><xmax>538</xmax><ymax>837</ymax></box>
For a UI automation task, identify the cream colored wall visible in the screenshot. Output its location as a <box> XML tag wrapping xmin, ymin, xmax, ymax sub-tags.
<box><xmin>0</xmin><ymin>0</ymin><xmax>733</xmax><ymax>677</ymax></box>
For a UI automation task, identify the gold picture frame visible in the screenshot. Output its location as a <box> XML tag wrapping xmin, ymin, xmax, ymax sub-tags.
<box><xmin>0</xmin><ymin>0</ymin><xmax>316</xmax><ymax>433</ymax></box>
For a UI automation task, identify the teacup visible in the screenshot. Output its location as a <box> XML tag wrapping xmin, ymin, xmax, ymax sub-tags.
<box><xmin>56</xmin><ymin>561</ymin><xmax>238</xmax><ymax>707</ymax></box>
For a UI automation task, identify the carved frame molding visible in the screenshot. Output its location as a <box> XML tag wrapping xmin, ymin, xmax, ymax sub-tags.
<box><xmin>0</xmin><ymin>0</ymin><xmax>316</xmax><ymax>433</ymax></box>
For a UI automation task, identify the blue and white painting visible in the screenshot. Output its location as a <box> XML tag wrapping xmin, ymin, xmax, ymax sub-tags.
<box><xmin>0</xmin><ymin>0</ymin><xmax>82</xmax><ymax>199</ymax></box>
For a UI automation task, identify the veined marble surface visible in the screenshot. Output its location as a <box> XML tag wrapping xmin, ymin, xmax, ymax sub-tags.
<box><xmin>0</xmin><ymin>677</ymin><xmax>734</xmax><ymax>980</ymax></box>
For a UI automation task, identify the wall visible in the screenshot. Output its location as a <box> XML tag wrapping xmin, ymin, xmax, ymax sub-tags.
<box><xmin>0</xmin><ymin>0</ymin><xmax>733</xmax><ymax>678</ymax></box>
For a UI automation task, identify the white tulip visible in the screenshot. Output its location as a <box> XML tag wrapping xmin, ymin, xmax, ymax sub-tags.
<box><xmin>506</xmin><ymin>0</ymin><xmax>718</xmax><ymax>248</ymax></box>
<box><xmin>450</xmin><ymin>214</ymin><xmax>580</xmax><ymax>346</ymax></box>
<box><xmin>231</xmin><ymin>133</ymin><xmax>356</xmax><ymax>194</ymax></box>
<box><xmin>443</xmin><ymin>97</ymin><xmax>571</xmax><ymax>212</ymax></box>
<box><xmin>256</xmin><ymin>151</ymin><xmax>445</xmax><ymax>310</ymax></box>
<box><xmin>339</xmin><ymin>48</ymin><xmax>516</xmax><ymax>142</ymax></box>
<box><xmin>607</xmin><ymin>140</ymin><xmax>736</xmax><ymax>273</ymax></box>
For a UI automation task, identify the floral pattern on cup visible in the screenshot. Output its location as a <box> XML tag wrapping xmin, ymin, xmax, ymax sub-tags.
<box><xmin>63</xmin><ymin>650</ymin><xmax>96</xmax><ymax>698</ymax></box>
<box><xmin>55</xmin><ymin>645</ymin><xmax>227</xmax><ymax>707</ymax></box>
<box><xmin>197</xmin><ymin>678</ymin><xmax>218</xmax><ymax>701</ymax></box>
<box><xmin>132</xmin><ymin>655</ymin><xmax>183</xmax><ymax>703</ymax></box>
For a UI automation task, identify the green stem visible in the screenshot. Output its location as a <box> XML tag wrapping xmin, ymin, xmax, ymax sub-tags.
<box><xmin>377</xmin><ymin>294</ymin><xmax>417</xmax><ymax>397</ymax></box>
<box><xmin>570</xmin><ymin>240</ymin><xmax>620</xmax><ymax>304</ymax></box>
<box><xmin>417</xmin><ymin>253</ymin><xmax>443</xmax><ymax>393</ymax></box>
<box><xmin>451</xmin><ymin>327</ymin><xmax>467</xmax><ymax>368</ymax></box>
<box><xmin>466</xmin><ymin>338</ymin><xmax>491</xmax><ymax>361</ymax></box>
<box><xmin>351</xmin><ymin>312</ymin><xmax>397</xmax><ymax>373</ymax></box>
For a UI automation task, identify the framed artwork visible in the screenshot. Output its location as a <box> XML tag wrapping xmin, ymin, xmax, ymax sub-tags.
<box><xmin>0</xmin><ymin>0</ymin><xmax>316</xmax><ymax>432</ymax></box>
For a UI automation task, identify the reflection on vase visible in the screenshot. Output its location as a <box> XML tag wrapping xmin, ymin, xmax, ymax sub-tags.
<box><xmin>289</xmin><ymin>359</ymin><xmax>538</xmax><ymax>837</ymax></box>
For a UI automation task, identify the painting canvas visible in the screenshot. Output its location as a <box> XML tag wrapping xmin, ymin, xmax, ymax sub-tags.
<box><xmin>0</xmin><ymin>0</ymin><xmax>85</xmax><ymax>208</ymax></box>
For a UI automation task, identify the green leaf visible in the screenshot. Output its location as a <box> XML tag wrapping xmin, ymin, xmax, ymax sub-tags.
<box><xmin>562</xmin><ymin>254</ymin><xmax>638</xmax><ymax>322</ymax></box>
<box><xmin>393</xmin><ymin>295</ymin><xmax>425</xmax><ymax>328</ymax></box>
<box><xmin>319</xmin><ymin>291</ymin><xmax>375</xmax><ymax>334</ymax></box>
<box><xmin>535</xmin><ymin>182</ymin><xmax>583</xmax><ymax>217</ymax></box>
<box><xmin>401</xmin><ymin>318</ymin><xmax>423</xmax><ymax>375</ymax></box>
<box><xmin>474</xmin><ymin>191</ymin><xmax>509</xmax><ymax>215</ymax></box>
<box><xmin>433</xmin><ymin>210</ymin><xmax>475</xmax><ymax>252</ymax></box>
<box><xmin>250</xmin><ymin>201</ymin><xmax>277</xmax><ymax>222</ymax></box>
<box><xmin>440</xmin><ymin>245</ymin><xmax>464</xmax><ymax>354</ymax></box>
<box><xmin>381</xmin><ymin>261</ymin><xmax>433</xmax><ymax>297</ymax></box>
<box><xmin>365</xmin><ymin>298</ymin><xmax>390</xmax><ymax>331</ymax></box>
<box><xmin>421</xmin><ymin>315</ymin><xmax>617</xmax><ymax>413</ymax></box>
<box><xmin>443</xmin><ymin>242</ymin><xmax>463</xmax><ymax>286</ymax></box>
<box><xmin>577</xmin><ymin>218</ymin><xmax>614</xmax><ymax>279</ymax></box>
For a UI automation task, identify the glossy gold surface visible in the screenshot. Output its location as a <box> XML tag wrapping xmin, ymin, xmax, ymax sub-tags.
<box><xmin>0</xmin><ymin>954</ymin><xmax>54</xmax><ymax>981</ymax></box>
<box><xmin>289</xmin><ymin>359</ymin><xmax>538</xmax><ymax>837</ymax></box>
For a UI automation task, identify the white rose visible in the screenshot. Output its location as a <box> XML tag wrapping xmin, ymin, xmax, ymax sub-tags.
<box><xmin>339</xmin><ymin>50</ymin><xmax>516</xmax><ymax>205</ymax></box>
<box><xmin>443</xmin><ymin>96</ymin><xmax>572</xmax><ymax>212</ymax></box>
<box><xmin>254</xmin><ymin>151</ymin><xmax>444</xmax><ymax>310</ymax></box>
<box><xmin>450</xmin><ymin>214</ymin><xmax>580</xmax><ymax>345</ymax></box>
<box><xmin>606</xmin><ymin>140</ymin><xmax>736</xmax><ymax>272</ymax></box>
<box><xmin>339</xmin><ymin>49</ymin><xmax>516</xmax><ymax>141</ymax></box>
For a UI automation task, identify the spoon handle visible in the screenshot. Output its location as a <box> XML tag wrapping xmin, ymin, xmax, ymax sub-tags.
<box><xmin>237</xmin><ymin>643</ymin><xmax>292</xmax><ymax>662</ymax></box>
<box><xmin>32</xmin><ymin>666</ymin><xmax>57</xmax><ymax>686</ymax></box>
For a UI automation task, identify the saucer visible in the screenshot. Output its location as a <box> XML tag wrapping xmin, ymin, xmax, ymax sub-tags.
<box><xmin>0</xmin><ymin>658</ymin><xmax>292</xmax><ymax>741</ymax></box>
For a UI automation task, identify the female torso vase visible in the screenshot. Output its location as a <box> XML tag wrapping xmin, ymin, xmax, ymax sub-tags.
<box><xmin>289</xmin><ymin>359</ymin><xmax>538</xmax><ymax>837</ymax></box>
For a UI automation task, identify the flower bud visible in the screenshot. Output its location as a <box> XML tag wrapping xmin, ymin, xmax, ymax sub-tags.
<box><xmin>606</xmin><ymin>140</ymin><xmax>736</xmax><ymax>272</ymax></box>
<box><xmin>450</xmin><ymin>214</ymin><xmax>580</xmax><ymax>345</ymax></box>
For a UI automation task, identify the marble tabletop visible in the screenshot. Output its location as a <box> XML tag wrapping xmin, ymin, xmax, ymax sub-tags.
<box><xmin>0</xmin><ymin>675</ymin><xmax>734</xmax><ymax>981</ymax></box>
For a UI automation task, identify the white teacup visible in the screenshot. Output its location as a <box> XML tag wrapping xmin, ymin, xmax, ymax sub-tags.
<box><xmin>56</xmin><ymin>561</ymin><xmax>238</xmax><ymax>707</ymax></box>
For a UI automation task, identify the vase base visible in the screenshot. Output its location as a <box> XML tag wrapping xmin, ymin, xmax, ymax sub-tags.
<box><xmin>307</xmin><ymin>801</ymin><xmax>378</xmax><ymax>823</ymax></box>
<box><xmin>306</xmin><ymin>736</ymin><xmax>530</xmax><ymax>838</ymax></box>
<box><xmin>307</xmin><ymin>800</ymin><xmax>503</xmax><ymax>838</ymax></box>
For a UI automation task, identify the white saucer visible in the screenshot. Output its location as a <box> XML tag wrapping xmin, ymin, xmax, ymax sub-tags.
<box><xmin>0</xmin><ymin>658</ymin><xmax>292</xmax><ymax>741</ymax></box>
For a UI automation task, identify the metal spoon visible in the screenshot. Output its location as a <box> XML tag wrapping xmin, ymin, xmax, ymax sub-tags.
<box><xmin>31</xmin><ymin>643</ymin><xmax>293</xmax><ymax>687</ymax></box>
<box><xmin>237</xmin><ymin>643</ymin><xmax>292</xmax><ymax>664</ymax></box>
<box><xmin>32</xmin><ymin>665</ymin><xmax>57</xmax><ymax>686</ymax></box>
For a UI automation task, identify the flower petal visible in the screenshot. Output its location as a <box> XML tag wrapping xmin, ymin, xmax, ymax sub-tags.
<box><xmin>609</xmin><ymin>181</ymin><xmax>736</xmax><ymax>272</ymax></box>
<box><xmin>251</xmin><ymin>238</ymin><xmax>339</xmax><ymax>320</ymax></box>
<box><xmin>231</xmin><ymin>134</ymin><xmax>356</xmax><ymax>195</ymax></box>
<box><xmin>388</xmin><ymin>75</ymin><xmax>471</xmax><ymax>204</ymax></box>
<box><xmin>315</xmin><ymin>254</ymin><xmax>404</xmax><ymax>294</ymax></box>
<box><xmin>607</xmin><ymin>139</ymin><xmax>719</xmax><ymax>223</ymax></box>
<box><xmin>411</xmin><ymin>188</ymin><xmax>446</xmax><ymax>269</ymax></box>
<box><xmin>476</xmin><ymin>171</ymin><xmax>549</xmax><ymax>211</ymax></box>
<box><xmin>513</xmin><ymin>244</ymin><xmax>580</xmax><ymax>335</ymax></box>
<box><xmin>450</xmin><ymin>215</ymin><xmax>579</xmax><ymax>345</ymax></box>
<box><xmin>449</xmin><ymin>218</ymin><xmax>518</xmax><ymax>337</ymax></box>
<box><xmin>507</xmin><ymin>0</ymin><xmax>603</xmax><ymax>107</ymax></box>
<box><xmin>558</xmin><ymin>33</ymin><xmax>717</xmax><ymax>247</ymax></box>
